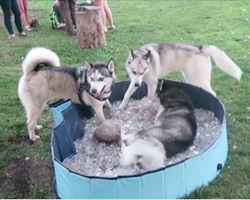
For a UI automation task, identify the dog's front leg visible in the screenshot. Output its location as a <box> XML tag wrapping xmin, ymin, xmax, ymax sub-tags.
<box><xmin>92</xmin><ymin>103</ymin><xmax>106</xmax><ymax>123</ymax></box>
<box><xmin>145</xmin><ymin>78</ymin><xmax>157</xmax><ymax>98</ymax></box>
<box><xmin>119</xmin><ymin>82</ymin><xmax>138</xmax><ymax>109</ymax></box>
<box><xmin>105</xmin><ymin>99</ymin><xmax>112</xmax><ymax>109</ymax></box>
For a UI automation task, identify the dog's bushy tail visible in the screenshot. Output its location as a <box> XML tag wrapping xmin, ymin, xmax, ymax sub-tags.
<box><xmin>22</xmin><ymin>47</ymin><xmax>60</xmax><ymax>74</ymax></box>
<box><xmin>202</xmin><ymin>45</ymin><xmax>242</xmax><ymax>80</ymax></box>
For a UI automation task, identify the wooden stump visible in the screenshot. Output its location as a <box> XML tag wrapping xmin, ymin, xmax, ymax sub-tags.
<box><xmin>75</xmin><ymin>6</ymin><xmax>106</xmax><ymax>48</ymax></box>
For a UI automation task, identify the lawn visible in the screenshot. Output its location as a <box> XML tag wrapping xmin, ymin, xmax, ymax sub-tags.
<box><xmin>0</xmin><ymin>0</ymin><xmax>249</xmax><ymax>198</ymax></box>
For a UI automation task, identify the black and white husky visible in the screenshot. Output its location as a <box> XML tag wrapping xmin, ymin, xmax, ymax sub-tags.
<box><xmin>18</xmin><ymin>47</ymin><xmax>116</xmax><ymax>141</ymax></box>
<box><xmin>120</xmin><ymin>81</ymin><xmax>197</xmax><ymax>171</ymax></box>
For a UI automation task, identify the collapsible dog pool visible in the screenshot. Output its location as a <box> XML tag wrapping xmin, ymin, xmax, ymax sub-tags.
<box><xmin>49</xmin><ymin>80</ymin><xmax>228</xmax><ymax>199</ymax></box>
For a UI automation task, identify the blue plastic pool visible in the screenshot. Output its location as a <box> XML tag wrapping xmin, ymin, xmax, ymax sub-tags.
<box><xmin>49</xmin><ymin>80</ymin><xmax>228</xmax><ymax>199</ymax></box>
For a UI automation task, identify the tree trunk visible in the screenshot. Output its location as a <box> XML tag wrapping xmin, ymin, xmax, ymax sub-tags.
<box><xmin>75</xmin><ymin>6</ymin><xmax>106</xmax><ymax>48</ymax></box>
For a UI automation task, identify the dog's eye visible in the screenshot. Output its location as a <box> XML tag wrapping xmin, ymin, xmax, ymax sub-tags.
<box><xmin>132</xmin><ymin>71</ymin><xmax>136</xmax><ymax>75</ymax></box>
<box><xmin>128</xmin><ymin>61</ymin><xmax>131</xmax><ymax>65</ymax></box>
<box><xmin>140</xmin><ymin>69</ymin><xmax>147</xmax><ymax>75</ymax></box>
<box><xmin>91</xmin><ymin>77</ymin><xmax>95</xmax><ymax>82</ymax></box>
<box><xmin>99</xmin><ymin>77</ymin><xmax>104</xmax><ymax>81</ymax></box>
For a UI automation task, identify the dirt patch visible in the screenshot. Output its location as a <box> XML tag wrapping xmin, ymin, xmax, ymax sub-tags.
<box><xmin>0</xmin><ymin>157</ymin><xmax>53</xmax><ymax>198</ymax></box>
<box><xmin>7</xmin><ymin>134</ymin><xmax>33</xmax><ymax>147</ymax></box>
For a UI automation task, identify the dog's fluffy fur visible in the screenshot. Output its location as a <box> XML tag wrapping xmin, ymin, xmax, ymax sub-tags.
<box><xmin>29</xmin><ymin>18</ymin><xmax>39</xmax><ymax>28</ymax></box>
<box><xmin>18</xmin><ymin>47</ymin><xmax>115</xmax><ymax>141</ymax></box>
<box><xmin>120</xmin><ymin>82</ymin><xmax>197</xmax><ymax>171</ymax></box>
<box><xmin>119</xmin><ymin>42</ymin><xmax>242</xmax><ymax>108</ymax></box>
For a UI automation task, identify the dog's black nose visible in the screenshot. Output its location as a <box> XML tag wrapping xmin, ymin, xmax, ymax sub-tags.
<box><xmin>134</xmin><ymin>83</ymin><xmax>140</xmax><ymax>87</ymax></box>
<box><xmin>91</xmin><ymin>89</ymin><xmax>97</xmax><ymax>94</ymax></box>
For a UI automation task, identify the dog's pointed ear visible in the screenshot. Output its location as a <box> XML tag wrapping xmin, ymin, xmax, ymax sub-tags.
<box><xmin>143</xmin><ymin>50</ymin><xmax>151</xmax><ymax>60</ymax></box>
<box><xmin>107</xmin><ymin>59</ymin><xmax>114</xmax><ymax>72</ymax></box>
<box><xmin>85</xmin><ymin>61</ymin><xmax>93</xmax><ymax>70</ymax></box>
<box><xmin>131</xmin><ymin>49</ymin><xmax>136</xmax><ymax>59</ymax></box>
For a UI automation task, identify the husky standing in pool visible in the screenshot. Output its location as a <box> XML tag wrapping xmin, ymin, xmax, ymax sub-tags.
<box><xmin>18</xmin><ymin>47</ymin><xmax>116</xmax><ymax>141</ymax></box>
<box><xmin>120</xmin><ymin>81</ymin><xmax>197</xmax><ymax>171</ymax></box>
<box><xmin>119</xmin><ymin>42</ymin><xmax>242</xmax><ymax>109</ymax></box>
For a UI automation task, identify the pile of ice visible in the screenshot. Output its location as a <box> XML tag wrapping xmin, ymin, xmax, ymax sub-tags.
<box><xmin>63</xmin><ymin>97</ymin><xmax>222</xmax><ymax>177</ymax></box>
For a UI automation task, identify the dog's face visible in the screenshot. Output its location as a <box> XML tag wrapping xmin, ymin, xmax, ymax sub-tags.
<box><xmin>126</xmin><ymin>50</ymin><xmax>151</xmax><ymax>87</ymax></box>
<box><xmin>86</xmin><ymin>59</ymin><xmax>116</xmax><ymax>99</ymax></box>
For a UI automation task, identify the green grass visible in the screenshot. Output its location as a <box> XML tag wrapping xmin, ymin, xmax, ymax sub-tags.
<box><xmin>0</xmin><ymin>0</ymin><xmax>249</xmax><ymax>198</ymax></box>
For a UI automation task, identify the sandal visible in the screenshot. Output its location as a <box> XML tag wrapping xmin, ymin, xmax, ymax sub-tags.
<box><xmin>8</xmin><ymin>34</ymin><xmax>18</xmax><ymax>39</ymax></box>
<box><xmin>19</xmin><ymin>32</ymin><xmax>28</xmax><ymax>37</ymax></box>
<box><xmin>57</xmin><ymin>23</ymin><xmax>66</xmax><ymax>28</ymax></box>
<box><xmin>107</xmin><ymin>25</ymin><xmax>115</xmax><ymax>30</ymax></box>
<box><xmin>25</xmin><ymin>26</ymin><xmax>33</xmax><ymax>31</ymax></box>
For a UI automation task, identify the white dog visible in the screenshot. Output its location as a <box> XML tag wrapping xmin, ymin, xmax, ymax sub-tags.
<box><xmin>119</xmin><ymin>42</ymin><xmax>242</xmax><ymax>109</ymax></box>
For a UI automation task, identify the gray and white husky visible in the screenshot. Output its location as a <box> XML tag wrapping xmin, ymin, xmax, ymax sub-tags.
<box><xmin>120</xmin><ymin>81</ymin><xmax>197</xmax><ymax>171</ymax></box>
<box><xmin>119</xmin><ymin>42</ymin><xmax>242</xmax><ymax>109</ymax></box>
<box><xmin>18</xmin><ymin>47</ymin><xmax>116</xmax><ymax>141</ymax></box>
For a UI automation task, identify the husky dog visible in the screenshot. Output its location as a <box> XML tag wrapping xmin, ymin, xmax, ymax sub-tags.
<box><xmin>120</xmin><ymin>81</ymin><xmax>197</xmax><ymax>171</ymax></box>
<box><xmin>119</xmin><ymin>42</ymin><xmax>242</xmax><ymax>109</ymax></box>
<box><xmin>18</xmin><ymin>47</ymin><xmax>116</xmax><ymax>141</ymax></box>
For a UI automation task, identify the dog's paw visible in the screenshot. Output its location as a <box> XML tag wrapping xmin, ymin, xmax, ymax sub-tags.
<box><xmin>118</xmin><ymin>103</ymin><xmax>126</xmax><ymax>109</ymax></box>
<box><xmin>123</xmin><ymin>138</ymin><xmax>133</xmax><ymax>146</ymax></box>
<box><xmin>30</xmin><ymin>134</ymin><xmax>40</xmax><ymax>142</ymax></box>
<box><xmin>120</xmin><ymin>145</ymin><xmax>138</xmax><ymax>168</ymax></box>
<box><xmin>120</xmin><ymin>148</ymin><xmax>131</xmax><ymax>167</ymax></box>
<box><xmin>35</xmin><ymin>125</ymin><xmax>43</xmax><ymax>130</ymax></box>
<box><xmin>103</xmin><ymin>107</ymin><xmax>112</xmax><ymax>119</ymax></box>
<box><xmin>105</xmin><ymin>101</ymin><xmax>112</xmax><ymax>109</ymax></box>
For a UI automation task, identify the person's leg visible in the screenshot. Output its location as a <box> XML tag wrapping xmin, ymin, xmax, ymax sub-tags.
<box><xmin>94</xmin><ymin>0</ymin><xmax>106</xmax><ymax>32</ymax></box>
<box><xmin>11</xmin><ymin>0</ymin><xmax>27</xmax><ymax>36</ymax></box>
<box><xmin>58</xmin><ymin>1</ymin><xmax>66</xmax><ymax>24</ymax></box>
<box><xmin>104</xmin><ymin>0</ymin><xmax>115</xmax><ymax>29</ymax></box>
<box><xmin>54</xmin><ymin>2</ymin><xmax>66</xmax><ymax>28</ymax></box>
<box><xmin>17</xmin><ymin>0</ymin><xmax>29</xmax><ymax>28</ymax></box>
<box><xmin>0</xmin><ymin>0</ymin><xmax>15</xmax><ymax>35</ymax></box>
<box><xmin>60</xmin><ymin>9</ymin><xmax>65</xmax><ymax>24</ymax></box>
<box><xmin>23</xmin><ymin>0</ymin><xmax>29</xmax><ymax>23</ymax></box>
<box><xmin>53</xmin><ymin>2</ymin><xmax>62</xmax><ymax>23</ymax></box>
<box><xmin>69</xmin><ymin>0</ymin><xmax>76</xmax><ymax>28</ymax></box>
<box><xmin>58</xmin><ymin>0</ymin><xmax>74</xmax><ymax>35</ymax></box>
